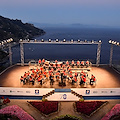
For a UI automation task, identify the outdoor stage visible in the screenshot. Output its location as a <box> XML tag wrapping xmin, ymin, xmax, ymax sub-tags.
<box><xmin>0</xmin><ymin>64</ymin><xmax>120</xmax><ymax>88</ymax></box>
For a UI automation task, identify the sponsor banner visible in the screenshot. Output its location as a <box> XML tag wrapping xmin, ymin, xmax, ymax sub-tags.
<box><xmin>0</xmin><ymin>87</ymin><xmax>54</xmax><ymax>96</ymax></box>
<box><xmin>47</xmin><ymin>93</ymin><xmax>79</xmax><ymax>101</ymax></box>
<box><xmin>71</xmin><ymin>88</ymin><xmax>120</xmax><ymax>96</ymax></box>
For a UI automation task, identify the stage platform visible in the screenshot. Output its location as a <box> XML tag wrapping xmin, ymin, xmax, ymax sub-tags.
<box><xmin>0</xmin><ymin>65</ymin><xmax>120</xmax><ymax>88</ymax></box>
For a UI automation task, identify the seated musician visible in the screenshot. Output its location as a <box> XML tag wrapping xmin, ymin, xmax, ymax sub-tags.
<box><xmin>86</xmin><ymin>60</ymin><xmax>90</xmax><ymax>68</ymax></box>
<box><xmin>90</xmin><ymin>74</ymin><xmax>96</xmax><ymax>85</ymax></box>
<box><xmin>81</xmin><ymin>61</ymin><xmax>85</xmax><ymax>67</ymax></box>
<box><xmin>20</xmin><ymin>76</ymin><xmax>25</xmax><ymax>85</ymax></box>
<box><xmin>77</xmin><ymin>60</ymin><xmax>80</xmax><ymax>68</ymax></box>
<box><xmin>80</xmin><ymin>75</ymin><xmax>86</xmax><ymax>85</ymax></box>
<box><xmin>71</xmin><ymin>60</ymin><xmax>75</xmax><ymax>68</ymax></box>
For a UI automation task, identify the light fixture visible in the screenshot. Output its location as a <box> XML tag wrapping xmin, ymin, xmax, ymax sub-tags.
<box><xmin>63</xmin><ymin>39</ymin><xmax>66</xmax><ymax>42</ymax></box>
<box><xmin>28</xmin><ymin>39</ymin><xmax>30</xmax><ymax>42</ymax></box>
<box><xmin>77</xmin><ymin>39</ymin><xmax>80</xmax><ymax>42</ymax></box>
<box><xmin>48</xmin><ymin>39</ymin><xmax>51</xmax><ymax>42</ymax></box>
<box><xmin>84</xmin><ymin>39</ymin><xmax>87</xmax><ymax>42</ymax></box>
<box><xmin>20</xmin><ymin>39</ymin><xmax>23</xmax><ymax>42</ymax></box>
<box><xmin>99</xmin><ymin>40</ymin><xmax>102</xmax><ymax>43</ymax></box>
<box><xmin>112</xmin><ymin>41</ymin><xmax>114</xmax><ymax>44</ymax></box>
<box><xmin>56</xmin><ymin>39</ymin><xmax>59</xmax><ymax>42</ymax></box>
<box><xmin>109</xmin><ymin>40</ymin><xmax>112</xmax><ymax>44</ymax></box>
<box><xmin>71</xmin><ymin>39</ymin><xmax>74</xmax><ymax>42</ymax></box>
<box><xmin>91</xmin><ymin>40</ymin><xmax>94</xmax><ymax>43</ymax></box>
<box><xmin>41</xmin><ymin>39</ymin><xmax>44</xmax><ymax>42</ymax></box>
<box><xmin>117</xmin><ymin>42</ymin><xmax>119</xmax><ymax>45</ymax></box>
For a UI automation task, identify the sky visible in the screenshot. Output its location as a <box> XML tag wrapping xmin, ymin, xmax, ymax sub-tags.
<box><xmin>0</xmin><ymin>0</ymin><xmax>120</xmax><ymax>27</ymax></box>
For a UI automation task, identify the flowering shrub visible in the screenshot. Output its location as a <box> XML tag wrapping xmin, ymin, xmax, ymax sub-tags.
<box><xmin>101</xmin><ymin>104</ymin><xmax>120</xmax><ymax>120</ymax></box>
<box><xmin>29</xmin><ymin>101</ymin><xmax>58</xmax><ymax>115</ymax></box>
<box><xmin>75</xmin><ymin>101</ymin><xmax>106</xmax><ymax>116</ymax></box>
<box><xmin>0</xmin><ymin>96</ymin><xmax>10</xmax><ymax>104</ymax></box>
<box><xmin>0</xmin><ymin>105</ymin><xmax>35</xmax><ymax>120</ymax></box>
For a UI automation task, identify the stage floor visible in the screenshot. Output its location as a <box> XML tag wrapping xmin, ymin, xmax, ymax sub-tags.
<box><xmin>0</xmin><ymin>65</ymin><xmax>120</xmax><ymax>88</ymax></box>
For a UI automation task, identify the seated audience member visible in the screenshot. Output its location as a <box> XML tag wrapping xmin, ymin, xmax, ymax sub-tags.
<box><xmin>90</xmin><ymin>74</ymin><xmax>96</xmax><ymax>85</ymax></box>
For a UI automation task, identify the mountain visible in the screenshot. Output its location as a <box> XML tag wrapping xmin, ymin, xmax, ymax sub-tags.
<box><xmin>0</xmin><ymin>16</ymin><xmax>45</xmax><ymax>42</ymax></box>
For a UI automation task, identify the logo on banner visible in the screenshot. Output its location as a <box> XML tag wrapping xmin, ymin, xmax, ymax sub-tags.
<box><xmin>86</xmin><ymin>90</ymin><xmax>90</xmax><ymax>94</ymax></box>
<box><xmin>60</xmin><ymin>94</ymin><xmax>67</xmax><ymax>99</ymax></box>
<box><xmin>35</xmin><ymin>90</ymin><xmax>39</xmax><ymax>94</ymax></box>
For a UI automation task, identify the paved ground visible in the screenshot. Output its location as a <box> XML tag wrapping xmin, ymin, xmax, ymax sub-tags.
<box><xmin>1</xmin><ymin>99</ymin><xmax>120</xmax><ymax>120</ymax></box>
<box><xmin>0</xmin><ymin>65</ymin><xmax>120</xmax><ymax>88</ymax></box>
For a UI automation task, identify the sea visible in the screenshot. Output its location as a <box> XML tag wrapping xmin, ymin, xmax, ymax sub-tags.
<box><xmin>11</xmin><ymin>27</ymin><xmax>120</xmax><ymax>65</ymax></box>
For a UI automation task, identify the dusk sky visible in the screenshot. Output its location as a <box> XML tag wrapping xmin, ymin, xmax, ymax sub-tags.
<box><xmin>0</xmin><ymin>0</ymin><xmax>120</xmax><ymax>27</ymax></box>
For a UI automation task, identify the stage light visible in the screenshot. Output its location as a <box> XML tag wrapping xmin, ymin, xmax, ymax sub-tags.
<box><xmin>71</xmin><ymin>39</ymin><xmax>74</xmax><ymax>42</ymax></box>
<box><xmin>10</xmin><ymin>38</ymin><xmax>13</xmax><ymax>42</ymax></box>
<box><xmin>77</xmin><ymin>39</ymin><xmax>80</xmax><ymax>42</ymax></box>
<box><xmin>56</xmin><ymin>39</ymin><xmax>59</xmax><ymax>42</ymax></box>
<box><xmin>109</xmin><ymin>40</ymin><xmax>112</xmax><ymax>44</ymax></box>
<box><xmin>63</xmin><ymin>39</ymin><xmax>66</xmax><ymax>42</ymax></box>
<box><xmin>84</xmin><ymin>39</ymin><xmax>87</xmax><ymax>42</ymax></box>
<box><xmin>41</xmin><ymin>39</ymin><xmax>44</xmax><ymax>42</ymax></box>
<box><xmin>117</xmin><ymin>42</ymin><xmax>119</xmax><ymax>45</ymax></box>
<box><xmin>48</xmin><ymin>39</ymin><xmax>51</xmax><ymax>42</ymax></box>
<box><xmin>91</xmin><ymin>40</ymin><xmax>94</xmax><ymax>43</ymax></box>
<box><xmin>99</xmin><ymin>40</ymin><xmax>102</xmax><ymax>43</ymax></box>
<box><xmin>20</xmin><ymin>39</ymin><xmax>23</xmax><ymax>42</ymax></box>
<box><xmin>112</xmin><ymin>41</ymin><xmax>114</xmax><ymax>44</ymax></box>
<box><xmin>114</xmin><ymin>41</ymin><xmax>117</xmax><ymax>44</ymax></box>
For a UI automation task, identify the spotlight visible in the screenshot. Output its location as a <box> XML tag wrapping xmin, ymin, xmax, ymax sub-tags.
<box><xmin>41</xmin><ymin>39</ymin><xmax>44</xmax><ymax>42</ymax></box>
<box><xmin>20</xmin><ymin>39</ymin><xmax>23</xmax><ymax>42</ymax></box>
<box><xmin>77</xmin><ymin>39</ymin><xmax>80</xmax><ymax>42</ymax></box>
<box><xmin>63</xmin><ymin>39</ymin><xmax>66</xmax><ymax>42</ymax></box>
<box><xmin>56</xmin><ymin>39</ymin><xmax>59</xmax><ymax>42</ymax></box>
<box><xmin>84</xmin><ymin>39</ymin><xmax>87</xmax><ymax>42</ymax></box>
<box><xmin>91</xmin><ymin>40</ymin><xmax>94</xmax><ymax>43</ymax></box>
<box><xmin>109</xmin><ymin>40</ymin><xmax>112</xmax><ymax>44</ymax></box>
<box><xmin>99</xmin><ymin>40</ymin><xmax>102</xmax><ymax>43</ymax></box>
<box><xmin>117</xmin><ymin>42</ymin><xmax>119</xmax><ymax>45</ymax></box>
<box><xmin>48</xmin><ymin>39</ymin><xmax>51</xmax><ymax>42</ymax></box>
<box><xmin>112</xmin><ymin>41</ymin><xmax>114</xmax><ymax>44</ymax></box>
<box><xmin>71</xmin><ymin>39</ymin><xmax>74</xmax><ymax>42</ymax></box>
<box><xmin>10</xmin><ymin>38</ymin><xmax>13</xmax><ymax>42</ymax></box>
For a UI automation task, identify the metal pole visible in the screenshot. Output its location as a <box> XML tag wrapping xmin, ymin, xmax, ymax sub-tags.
<box><xmin>9</xmin><ymin>43</ymin><xmax>12</xmax><ymax>65</ymax></box>
<box><xmin>109</xmin><ymin>44</ymin><xmax>113</xmax><ymax>67</ymax></box>
<box><xmin>20</xmin><ymin>42</ymin><xmax>24</xmax><ymax>66</ymax></box>
<box><xmin>96</xmin><ymin>43</ymin><xmax>101</xmax><ymax>66</ymax></box>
